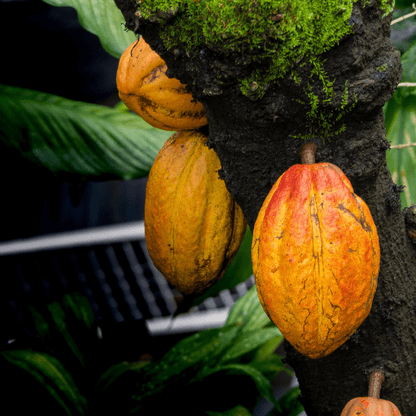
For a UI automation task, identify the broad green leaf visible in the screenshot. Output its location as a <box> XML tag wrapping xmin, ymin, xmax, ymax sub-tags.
<box><xmin>384</xmin><ymin>93</ymin><xmax>416</xmax><ymax>208</ymax></box>
<box><xmin>226</xmin><ymin>285</ymin><xmax>271</xmax><ymax>332</ymax></box>
<box><xmin>1</xmin><ymin>349</ymin><xmax>87</xmax><ymax>415</ymax></box>
<box><xmin>391</xmin><ymin>8</ymin><xmax>416</xmax><ymax>53</ymax></box>
<box><xmin>192</xmin><ymin>226</ymin><xmax>253</xmax><ymax>307</ymax></box>
<box><xmin>206</xmin><ymin>405</ymin><xmax>252</xmax><ymax>416</ymax></box>
<box><xmin>220</xmin><ymin>328</ymin><xmax>281</xmax><ymax>363</ymax></box>
<box><xmin>42</xmin><ymin>0</ymin><xmax>136</xmax><ymax>58</ymax></box>
<box><xmin>395</xmin><ymin>41</ymin><xmax>416</xmax><ymax>99</ymax></box>
<box><xmin>0</xmin><ymin>85</ymin><xmax>170</xmax><ymax>180</ymax></box>
<box><xmin>150</xmin><ymin>324</ymin><xmax>240</xmax><ymax>381</ymax></box>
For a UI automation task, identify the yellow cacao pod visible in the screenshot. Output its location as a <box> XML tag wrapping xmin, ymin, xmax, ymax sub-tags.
<box><xmin>252</xmin><ymin>162</ymin><xmax>380</xmax><ymax>359</ymax></box>
<box><xmin>145</xmin><ymin>130</ymin><xmax>247</xmax><ymax>295</ymax></box>
<box><xmin>116</xmin><ymin>39</ymin><xmax>207</xmax><ymax>131</ymax></box>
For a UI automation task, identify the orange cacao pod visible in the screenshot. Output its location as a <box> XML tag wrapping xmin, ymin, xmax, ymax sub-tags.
<box><xmin>116</xmin><ymin>39</ymin><xmax>207</xmax><ymax>131</ymax></box>
<box><xmin>341</xmin><ymin>372</ymin><xmax>402</xmax><ymax>416</ymax></box>
<box><xmin>252</xmin><ymin>160</ymin><xmax>380</xmax><ymax>359</ymax></box>
<box><xmin>144</xmin><ymin>130</ymin><xmax>247</xmax><ymax>295</ymax></box>
<box><xmin>341</xmin><ymin>397</ymin><xmax>402</xmax><ymax>416</ymax></box>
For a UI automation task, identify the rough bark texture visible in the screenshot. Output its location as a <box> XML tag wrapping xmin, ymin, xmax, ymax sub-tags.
<box><xmin>115</xmin><ymin>0</ymin><xmax>416</xmax><ymax>414</ymax></box>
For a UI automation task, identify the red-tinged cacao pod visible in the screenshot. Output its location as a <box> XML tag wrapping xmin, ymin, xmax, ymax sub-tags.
<box><xmin>144</xmin><ymin>130</ymin><xmax>247</xmax><ymax>295</ymax></box>
<box><xmin>341</xmin><ymin>372</ymin><xmax>402</xmax><ymax>416</ymax></box>
<box><xmin>116</xmin><ymin>39</ymin><xmax>207</xmax><ymax>131</ymax></box>
<box><xmin>341</xmin><ymin>397</ymin><xmax>402</xmax><ymax>416</ymax></box>
<box><xmin>252</xmin><ymin>145</ymin><xmax>380</xmax><ymax>359</ymax></box>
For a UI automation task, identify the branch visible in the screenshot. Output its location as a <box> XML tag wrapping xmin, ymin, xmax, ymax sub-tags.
<box><xmin>390</xmin><ymin>143</ymin><xmax>416</xmax><ymax>149</ymax></box>
<box><xmin>397</xmin><ymin>82</ymin><xmax>416</xmax><ymax>87</ymax></box>
<box><xmin>391</xmin><ymin>4</ymin><xmax>416</xmax><ymax>25</ymax></box>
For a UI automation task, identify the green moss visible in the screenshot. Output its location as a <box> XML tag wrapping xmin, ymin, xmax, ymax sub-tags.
<box><xmin>136</xmin><ymin>0</ymin><xmax>393</xmax><ymax>138</ymax></box>
<box><xmin>377</xmin><ymin>63</ymin><xmax>388</xmax><ymax>71</ymax></box>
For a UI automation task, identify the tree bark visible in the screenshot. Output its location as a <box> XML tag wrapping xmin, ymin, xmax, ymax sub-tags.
<box><xmin>115</xmin><ymin>0</ymin><xmax>416</xmax><ymax>414</ymax></box>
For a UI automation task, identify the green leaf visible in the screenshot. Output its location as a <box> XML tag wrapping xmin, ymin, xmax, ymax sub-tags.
<box><xmin>192</xmin><ymin>226</ymin><xmax>253</xmax><ymax>306</ymax></box>
<box><xmin>205</xmin><ymin>405</ymin><xmax>253</xmax><ymax>416</ymax></box>
<box><xmin>251</xmin><ymin>335</ymin><xmax>284</xmax><ymax>364</ymax></box>
<box><xmin>0</xmin><ymin>85</ymin><xmax>171</xmax><ymax>180</ymax></box>
<box><xmin>220</xmin><ymin>328</ymin><xmax>282</xmax><ymax>363</ymax></box>
<box><xmin>25</xmin><ymin>292</ymin><xmax>100</xmax><ymax>376</ymax></box>
<box><xmin>42</xmin><ymin>0</ymin><xmax>136</xmax><ymax>58</ymax></box>
<box><xmin>395</xmin><ymin>40</ymin><xmax>416</xmax><ymax>99</ymax></box>
<box><xmin>226</xmin><ymin>285</ymin><xmax>272</xmax><ymax>332</ymax></box>
<box><xmin>96</xmin><ymin>360</ymin><xmax>152</xmax><ymax>393</ymax></box>
<box><xmin>1</xmin><ymin>350</ymin><xmax>88</xmax><ymax>415</ymax></box>
<box><xmin>212</xmin><ymin>363</ymin><xmax>280</xmax><ymax>411</ymax></box>
<box><xmin>62</xmin><ymin>292</ymin><xmax>96</xmax><ymax>331</ymax></box>
<box><xmin>384</xmin><ymin>93</ymin><xmax>416</xmax><ymax>208</ymax></box>
<box><xmin>274</xmin><ymin>387</ymin><xmax>304</xmax><ymax>416</ymax></box>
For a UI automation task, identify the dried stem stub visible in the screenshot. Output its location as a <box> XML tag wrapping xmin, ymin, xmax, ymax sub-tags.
<box><xmin>300</xmin><ymin>142</ymin><xmax>317</xmax><ymax>165</ymax></box>
<box><xmin>368</xmin><ymin>371</ymin><xmax>385</xmax><ymax>399</ymax></box>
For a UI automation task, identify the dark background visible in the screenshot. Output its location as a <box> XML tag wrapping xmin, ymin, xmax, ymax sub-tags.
<box><xmin>0</xmin><ymin>0</ymin><xmax>148</xmax><ymax>242</ymax></box>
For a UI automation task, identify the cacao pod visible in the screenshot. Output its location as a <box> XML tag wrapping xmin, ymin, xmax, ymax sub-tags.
<box><xmin>341</xmin><ymin>397</ymin><xmax>402</xmax><ymax>416</ymax></box>
<box><xmin>144</xmin><ymin>130</ymin><xmax>247</xmax><ymax>295</ymax></box>
<box><xmin>341</xmin><ymin>372</ymin><xmax>402</xmax><ymax>416</ymax></box>
<box><xmin>116</xmin><ymin>39</ymin><xmax>207</xmax><ymax>131</ymax></box>
<box><xmin>252</xmin><ymin>161</ymin><xmax>380</xmax><ymax>359</ymax></box>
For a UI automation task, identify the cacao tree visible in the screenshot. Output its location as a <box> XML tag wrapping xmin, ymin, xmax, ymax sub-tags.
<box><xmin>113</xmin><ymin>0</ymin><xmax>416</xmax><ymax>414</ymax></box>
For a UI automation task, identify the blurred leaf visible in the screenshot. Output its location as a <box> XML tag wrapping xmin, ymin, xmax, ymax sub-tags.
<box><xmin>62</xmin><ymin>292</ymin><xmax>96</xmax><ymax>331</ymax></box>
<box><xmin>252</xmin><ymin>335</ymin><xmax>284</xmax><ymax>364</ymax></box>
<box><xmin>192</xmin><ymin>226</ymin><xmax>253</xmax><ymax>306</ymax></box>
<box><xmin>206</xmin><ymin>405</ymin><xmax>252</xmax><ymax>416</ymax></box>
<box><xmin>270</xmin><ymin>387</ymin><xmax>304</xmax><ymax>416</ymax></box>
<box><xmin>394</xmin><ymin>0</ymin><xmax>415</xmax><ymax>9</ymax></box>
<box><xmin>25</xmin><ymin>291</ymin><xmax>100</xmax><ymax>383</ymax></box>
<box><xmin>1</xmin><ymin>349</ymin><xmax>88</xmax><ymax>416</ymax></box>
<box><xmin>384</xmin><ymin>93</ymin><xmax>416</xmax><ymax>207</ymax></box>
<box><xmin>220</xmin><ymin>328</ymin><xmax>281</xmax><ymax>363</ymax></box>
<box><xmin>211</xmin><ymin>363</ymin><xmax>281</xmax><ymax>411</ymax></box>
<box><xmin>96</xmin><ymin>360</ymin><xmax>151</xmax><ymax>393</ymax></box>
<box><xmin>0</xmin><ymin>84</ymin><xmax>170</xmax><ymax>180</ymax></box>
<box><xmin>226</xmin><ymin>285</ymin><xmax>271</xmax><ymax>332</ymax></box>
<box><xmin>42</xmin><ymin>0</ymin><xmax>136</xmax><ymax>59</ymax></box>
<box><xmin>395</xmin><ymin>41</ymin><xmax>416</xmax><ymax>100</ymax></box>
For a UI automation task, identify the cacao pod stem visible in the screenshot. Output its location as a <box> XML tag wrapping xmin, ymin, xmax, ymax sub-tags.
<box><xmin>368</xmin><ymin>371</ymin><xmax>385</xmax><ymax>399</ymax></box>
<box><xmin>300</xmin><ymin>142</ymin><xmax>317</xmax><ymax>165</ymax></box>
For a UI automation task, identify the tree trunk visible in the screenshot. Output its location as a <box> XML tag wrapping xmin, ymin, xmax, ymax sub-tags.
<box><xmin>115</xmin><ymin>0</ymin><xmax>416</xmax><ymax>414</ymax></box>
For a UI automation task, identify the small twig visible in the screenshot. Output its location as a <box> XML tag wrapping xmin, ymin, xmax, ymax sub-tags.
<box><xmin>397</xmin><ymin>82</ymin><xmax>416</xmax><ymax>87</ymax></box>
<box><xmin>391</xmin><ymin>4</ymin><xmax>416</xmax><ymax>25</ymax></box>
<box><xmin>390</xmin><ymin>143</ymin><xmax>416</xmax><ymax>149</ymax></box>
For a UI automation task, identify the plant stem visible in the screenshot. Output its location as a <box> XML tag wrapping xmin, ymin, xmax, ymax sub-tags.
<box><xmin>391</xmin><ymin>4</ymin><xmax>416</xmax><ymax>26</ymax></box>
<box><xmin>300</xmin><ymin>143</ymin><xmax>317</xmax><ymax>165</ymax></box>
<box><xmin>368</xmin><ymin>371</ymin><xmax>385</xmax><ymax>399</ymax></box>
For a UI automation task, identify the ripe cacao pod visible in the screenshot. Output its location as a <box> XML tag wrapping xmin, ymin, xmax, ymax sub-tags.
<box><xmin>341</xmin><ymin>397</ymin><xmax>402</xmax><ymax>416</ymax></box>
<box><xmin>116</xmin><ymin>39</ymin><xmax>207</xmax><ymax>131</ymax></box>
<box><xmin>252</xmin><ymin>160</ymin><xmax>380</xmax><ymax>359</ymax></box>
<box><xmin>144</xmin><ymin>130</ymin><xmax>247</xmax><ymax>295</ymax></box>
<box><xmin>341</xmin><ymin>372</ymin><xmax>402</xmax><ymax>416</ymax></box>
